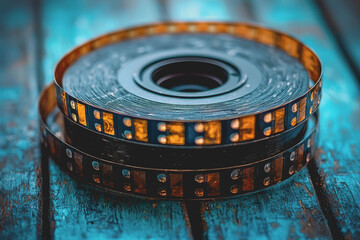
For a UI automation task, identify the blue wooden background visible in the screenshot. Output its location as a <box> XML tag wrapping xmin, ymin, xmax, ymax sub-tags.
<box><xmin>1</xmin><ymin>0</ymin><xmax>359</xmax><ymax>239</ymax></box>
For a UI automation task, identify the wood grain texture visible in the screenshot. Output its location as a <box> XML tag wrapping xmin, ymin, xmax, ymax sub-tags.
<box><xmin>163</xmin><ymin>0</ymin><xmax>332</xmax><ymax>238</ymax></box>
<box><xmin>251</xmin><ymin>0</ymin><xmax>360</xmax><ymax>239</ymax></box>
<box><xmin>0</xmin><ymin>0</ymin><xmax>42</xmax><ymax>239</ymax></box>
<box><xmin>49</xmin><ymin>163</ymin><xmax>192</xmax><ymax>239</ymax></box>
<box><xmin>202</xmin><ymin>170</ymin><xmax>330</xmax><ymax>239</ymax></box>
<box><xmin>42</xmin><ymin>0</ymin><xmax>192</xmax><ymax>239</ymax></box>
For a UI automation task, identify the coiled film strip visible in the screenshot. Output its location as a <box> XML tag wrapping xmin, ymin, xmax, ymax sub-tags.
<box><xmin>39</xmin><ymin>22</ymin><xmax>322</xmax><ymax>200</ymax></box>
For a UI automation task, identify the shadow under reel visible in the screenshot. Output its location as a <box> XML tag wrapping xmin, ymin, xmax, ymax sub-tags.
<box><xmin>39</xmin><ymin>22</ymin><xmax>322</xmax><ymax>200</ymax></box>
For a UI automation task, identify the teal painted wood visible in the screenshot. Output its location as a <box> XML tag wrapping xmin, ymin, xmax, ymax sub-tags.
<box><xmin>42</xmin><ymin>0</ymin><xmax>193</xmax><ymax>239</ymax></box>
<box><xmin>49</xmin><ymin>163</ymin><xmax>192</xmax><ymax>239</ymax></box>
<box><xmin>42</xmin><ymin>0</ymin><xmax>164</xmax><ymax>87</ymax></box>
<box><xmin>202</xmin><ymin>170</ymin><xmax>330</xmax><ymax>239</ymax></box>
<box><xmin>164</xmin><ymin>0</ymin><xmax>232</xmax><ymax>21</ymax></box>
<box><xmin>164</xmin><ymin>0</ymin><xmax>331</xmax><ymax>239</ymax></box>
<box><xmin>0</xmin><ymin>0</ymin><xmax>42</xmax><ymax>239</ymax></box>
<box><xmin>251</xmin><ymin>0</ymin><xmax>360</xmax><ymax>238</ymax></box>
<box><xmin>318</xmin><ymin>0</ymin><xmax>360</xmax><ymax>80</ymax></box>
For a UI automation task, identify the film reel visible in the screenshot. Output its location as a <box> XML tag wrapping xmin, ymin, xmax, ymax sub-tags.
<box><xmin>39</xmin><ymin>22</ymin><xmax>322</xmax><ymax>200</ymax></box>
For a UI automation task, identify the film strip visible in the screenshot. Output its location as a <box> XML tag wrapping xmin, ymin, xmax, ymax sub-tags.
<box><xmin>54</xmin><ymin>22</ymin><xmax>322</xmax><ymax>147</ymax></box>
<box><xmin>40</xmin><ymin>84</ymin><xmax>318</xmax><ymax>199</ymax></box>
<box><xmin>39</xmin><ymin>22</ymin><xmax>322</xmax><ymax>200</ymax></box>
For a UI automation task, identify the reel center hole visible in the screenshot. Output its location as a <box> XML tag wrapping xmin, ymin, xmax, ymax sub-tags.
<box><xmin>152</xmin><ymin>58</ymin><xmax>228</xmax><ymax>92</ymax></box>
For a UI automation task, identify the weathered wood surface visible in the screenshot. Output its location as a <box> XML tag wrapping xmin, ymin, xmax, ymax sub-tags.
<box><xmin>49</xmin><ymin>163</ymin><xmax>192</xmax><ymax>239</ymax></box>
<box><xmin>42</xmin><ymin>0</ymin><xmax>192</xmax><ymax>239</ymax></box>
<box><xmin>1</xmin><ymin>0</ymin><xmax>360</xmax><ymax>239</ymax></box>
<box><xmin>0</xmin><ymin>0</ymin><xmax>42</xmax><ymax>239</ymax></box>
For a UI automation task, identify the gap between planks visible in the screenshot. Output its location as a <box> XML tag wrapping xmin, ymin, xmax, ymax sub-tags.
<box><xmin>307</xmin><ymin>159</ymin><xmax>342</xmax><ymax>239</ymax></box>
<box><xmin>32</xmin><ymin>0</ymin><xmax>51</xmax><ymax>238</ymax></box>
<box><xmin>184</xmin><ymin>201</ymin><xmax>204</xmax><ymax>240</ymax></box>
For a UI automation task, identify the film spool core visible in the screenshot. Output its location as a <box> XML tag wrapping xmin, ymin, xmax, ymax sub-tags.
<box><xmin>133</xmin><ymin>53</ymin><xmax>249</xmax><ymax>99</ymax></box>
<box><xmin>125</xmin><ymin>49</ymin><xmax>261</xmax><ymax>105</ymax></box>
<box><xmin>151</xmin><ymin>57</ymin><xmax>229</xmax><ymax>93</ymax></box>
<box><xmin>137</xmin><ymin>56</ymin><xmax>243</xmax><ymax>99</ymax></box>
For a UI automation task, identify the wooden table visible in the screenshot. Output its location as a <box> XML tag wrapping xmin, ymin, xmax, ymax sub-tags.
<box><xmin>1</xmin><ymin>0</ymin><xmax>359</xmax><ymax>239</ymax></box>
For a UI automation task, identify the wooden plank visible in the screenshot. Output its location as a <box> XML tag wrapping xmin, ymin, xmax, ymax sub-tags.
<box><xmin>163</xmin><ymin>0</ymin><xmax>231</xmax><ymax>21</ymax></box>
<box><xmin>42</xmin><ymin>0</ymin><xmax>164</xmax><ymax>85</ymax></box>
<box><xmin>49</xmin><ymin>163</ymin><xmax>192</xmax><ymax>239</ymax></box>
<box><xmin>164</xmin><ymin>0</ymin><xmax>332</xmax><ymax>238</ymax></box>
<box><xmin>0</xmin><ymin>0</ymin><xmax>43</xmax><ymax>239</ymax></box>
<box><xmin>163</xmin><ymin>0</ymin><xmax>255</xmax><ymax>22</ymax></box>
<box><xmin>251</xmin><ymin>0</ymin><xmax>360</xmax><ymax>239</ymax></box>
<box><xmin>203</xmin><ymin>170</ymin><xmax>330</xmax><ymax>239</ymax></box>
<box><xmin>317</xmin><ymin>0</ymin><xmax>360</xmax><ymax>81</ymax></box>
<box><xmin>42</xmin><ymin>0</ymin><xmax>193</xmax><ymax>239</ymax></box>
